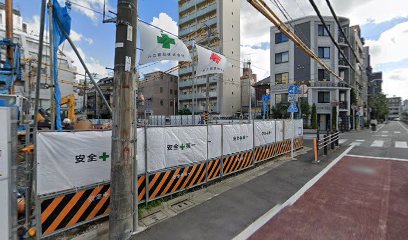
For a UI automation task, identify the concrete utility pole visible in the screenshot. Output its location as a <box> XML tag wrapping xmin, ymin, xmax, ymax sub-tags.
<box><xmin>48</xmin><ymin>0</ymin><xmax>56</xmax><ymax>130</ymax></box>
<box><xmin>5</xmin><ymin>0</ymin><xmax>13</xmax><ymax>63</ymax></box>
<box><xmin>109</xmin><ymin>0</ymin><xmax>138</xmax><ymax>239</ymax></box>
<box><xmin>205</xmin><ymin>25</ymin><xmax>211</xmax><ymax>118</ymax></box>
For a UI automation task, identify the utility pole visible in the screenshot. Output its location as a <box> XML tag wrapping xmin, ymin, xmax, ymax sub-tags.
<box><xmin>83</xmin><ymin>71</ymin><xmax>87</xmax><ymax>114</ymax></box>
<box><xmin>48</xmin><ymin>0</ymin><xmax>56</xmax><ymax>130</ymax></box>
<box><xmin>5</xmin><ymin>0</ymin><xmax>13</xmax><ymax>94</ymax></box>
<box><xmin>205</xmin><ymin>25</ymin><xmax>211</xmax><ymax>119</ymax></box>
<box><xmin>248</xmin><ymin>61</ymin><xmax>252</xmax><ymax>121</ymax></box>
<box><xmin>109</xmin><ymin>0</ymin><xmax>138</xmax><ymax>239</ymax></box>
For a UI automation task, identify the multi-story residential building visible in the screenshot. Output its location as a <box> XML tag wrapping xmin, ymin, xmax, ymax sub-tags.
<box><xmin>349</xmin><ymin>25</ymin><xmax>366</xmax><ymax>128</ymax></box>
<box><xmin>0</xmin><ymin>3</ymin><xmax>78</xmax><ymax>110</ymax></box>
<box><xmin>269</xmin><ymin>16</ymin><xmax>351</xmax><ymax>131</ymax></box>
<box><xmin>368</xmin><ymin>72</ymin><xmax>383</xmax><ymax>95</ymax></box>
<box><xmin>387</xmin><ymin>97</ymin><xmax>402</xmax><ymax>120</ymax></box>
<box><xmin>402</xmin><ymin>99</ymin><xmax>408</xmax><ymax>113</ymax></box>
<box><xmin>138</xmin><ymin>71</ymin><xmax>178</xmax><ymax>117</ymax></box>
<box><xmin>240</xmin><ymin>61</ymin><xmax>256</xmax><ymax>116</ymax></box>
<box><xmin>178</xmin><ymin>0</ymin><xmax>241</xmax><ymax>115</ymax></box>
<box><xmin>86</xmin><ymin>77</ymin><xmax>113</xmax><ymax>119</ymax></box>
<box><xmin>253</xmin><ymin>76</ymin><xmax>270</xmax><ymax>117</ymax></box>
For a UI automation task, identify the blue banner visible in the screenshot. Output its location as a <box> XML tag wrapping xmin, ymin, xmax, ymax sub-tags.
<box><xmin>52</xmin><ymin>0</ymin><xmax>71</xmax><ymax>130</ymax></box>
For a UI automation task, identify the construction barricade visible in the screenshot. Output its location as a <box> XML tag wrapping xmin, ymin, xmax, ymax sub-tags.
<box><xmin>34</xmin><ymin>119</ymin><xmax>304</xmax><ymax>238</ymax></box>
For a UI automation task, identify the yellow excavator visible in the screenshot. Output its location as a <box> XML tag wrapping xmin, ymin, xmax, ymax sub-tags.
<box><xmin>36</xmin><ymin>93</ymin><xmax>77</xmax><ymax>126</ymax></box>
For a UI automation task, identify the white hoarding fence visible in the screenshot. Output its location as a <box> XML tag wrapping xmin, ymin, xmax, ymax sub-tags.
<box><xmin>208</xmin><ymin>125</ymin><xmax>222</xmax><ymax>159</ymax></box>
<box><xmin>223</xmin><ymin>124</ymin><xmax>254</xmax><ymax>155</ymax></box>
<box><xmin>37</xmin><ymin>129</ymin><xmax>146</xmax><ymax>196</ymax></box>
<box><xmin>284</xmin><ymin>119</ymin><xmax>294</xmax><ymax>140</ymax></box>
<box><xmin>275</xmin><ymin>120</ymin><xmax>284</xmax><ymax>142</ymax></box>
<box><xmin>254</xmin><ymin>120</ymin><xmax>276</xmax><ymax>146</ymax></box>
<box><xmin>296</xmin><ymin>119</ymin><xmax>304</xmax><ymax>136</ymax></box>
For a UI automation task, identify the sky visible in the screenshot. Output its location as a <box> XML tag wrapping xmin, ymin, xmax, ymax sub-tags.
<box><xmin>12</xmin><ymin>0</ymin><xmax>408</xmax><ymax>100</ymax></box>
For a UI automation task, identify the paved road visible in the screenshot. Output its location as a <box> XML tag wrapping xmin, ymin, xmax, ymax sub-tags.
<box><xmin>248</xmin><ymin>121</ymin><xmax>408</xmax><ymax>240</ymax></box>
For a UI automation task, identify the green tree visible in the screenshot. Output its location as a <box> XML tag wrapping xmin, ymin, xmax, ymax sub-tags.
<box><xmin>271</xmin><ymin>102</ymin><xmax>290</xmax><ymax>119</ymax></box>
<box><xmin>300</xmin><ymin>101</ymin><xmax>310</xmax><ymax>123</ymax></box>
<box><xmin>332</xmin><ymin>107</ymin><xmax>337</xmax><ymax>130</ymax></box>
<box><xmin>177</xmin><ymin>108</ymin><xmax>192</xmax><ymax>115</ymax></box>
<box><xmin>311</xmin><ymin>103</ymin><xmax>318</xmax><ymax>129</ymax></box>
<box><xmin>369</xmin><ymin>94</ymin><xmax>389</xmax><ymax>121</ymax></box>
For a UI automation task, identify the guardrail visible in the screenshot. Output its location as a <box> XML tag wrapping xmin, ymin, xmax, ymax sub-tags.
<box><xmin>313</xmin><ymin>130</ymin><xmax>340</xmax><ymax>163</ymax></box>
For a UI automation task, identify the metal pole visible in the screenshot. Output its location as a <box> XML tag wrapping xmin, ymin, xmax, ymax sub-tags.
<box><xmin>5</xmin><ymin>0</ymin><xmax>13</xmax><ymax>64</ymax></box>
<box><xmin>109</xmin><ymin>0</ymin><xmax>137</xmax><ymax>239</ymax></box>
<box><xmin>191</xmin><ymin>41</ymin><xmax>196</xmax><ymax>121</ymax></box>
<box><xmin>54</xmin><ymin>17</ymin><xmax>112</xmax><ymax>114</ymax></box>
<box><xmin>30</xmin><ymin>0</ymin><xmax>47</xmax><ymax>232</ymax></box>
<box><xmin>291</xmin><ymin>112</ymin><xmax>294</xmax><ymax>159</ymax></box>
<box><xmin>144</xmin><ymin>125</ymin><xmax>149</xmax><ymax>205</ymax></box>
<box><xmin>83</xmin><ymin>71</ymin><xmax>87</xmax><ymax>114</ymax></box>
<box><xmin>48</xmin><ymin>1</ymin><xmax>55</xmax><ymax>130</ymax></box>
<box><xmin>248</xmin><ymin>62</ymin><xmax>252</xmax><ymax>121</ymax></box>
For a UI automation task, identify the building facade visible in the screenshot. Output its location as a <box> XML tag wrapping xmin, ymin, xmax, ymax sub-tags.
<box><xmin>368</xmin><ymin>72</ymin><xmax>383</xmax><ymax>95</ymax></box>
<box><xmin>0</xmin><ymin>3</ymin><xmax>78</xmax><ymax>111</ymax></box>
<box><xmin>269</xmin><ymin>16</ymin><xmax>351</xmax><ymax>131</ymax></box>
<box><xmin>178</xmin><ymin>0</ymin><xmax>241</xmax><ymax>115</ymax></box>
<box><xmin>138</xmin><ymin>71</ymin><xmax>178</xmax><ymax>117</ymax></box>
<box><xmin>240</xmin><ymin>61</ymin><xmax>256</xmax><ymax>116</ymax></box>
<box><xmin>86</xmin><ymin>77</ymin><xmax>113</xmax><ymax>119</ymax></box>
<box><xmin>387</xmin><ymin>97</ymin><xmax>402</xmax><ymax>120</ymax></box>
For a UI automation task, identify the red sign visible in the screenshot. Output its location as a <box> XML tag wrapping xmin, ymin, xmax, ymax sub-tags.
<box><xmin>210</xmin><ymin>53</ymin><xmax>221</xmax><ymax>64</ymax></box>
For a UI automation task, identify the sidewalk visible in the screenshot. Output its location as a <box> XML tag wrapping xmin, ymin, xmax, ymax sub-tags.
<box><xmin>134</xmin><ymin>143</ymin><xmax>348</xmax><ymax>240</ymax></box>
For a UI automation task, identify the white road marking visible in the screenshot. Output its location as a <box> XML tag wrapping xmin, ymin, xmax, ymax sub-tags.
<box><xmin>356</xmin><ymin>139</ymin><xmax>365</xmax><ymax>142</ymax></box>
<box><xmin>346</xmin><ymin>154</ymin><xmax>408</xmax><ymax>162</ymax></box>
<box><xmin>381</xmin><ymin>135</ymin><xmax>389</xmax><ymax>137</ymax></box>
<box><xmin>381</xmin><ymin>131</ymin><xmax>389</xmax><ymax>133</ymax></box>
<box><xmin>394</xmin><ymin>131</ymin><xmax>401</xmax><ymax>134</ymax></box>
<box><xmin>233</xmin><ymin>146</ymin><xmax>355</xmax><ymax>240</ymax></box>
<box><xmin>371</xmin><ymin>140</ymin><xmax>384</xmax><ymax>147</ymax></box>
<box><xmin>339</xmin><ymin>139</ymin><xmax>347</xmax><ymax>144</ymax></box>
<box><xmin>395</xmin><ymin>141</ymin><xmax>408</xmax><ymax>149</ymax></box>
<box><xmin>398</xmin><ymin>121</ymin><xmax>408</xmax><ymax>133</ymax></box>
<box><xmin>350</xmin><ymin>142</ymin><xmax>361</xmax><ymax>146</ymax></box>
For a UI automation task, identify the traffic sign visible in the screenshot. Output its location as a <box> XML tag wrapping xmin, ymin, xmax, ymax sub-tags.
<box><xmin>288</xmin><ymin>103</ymin><xmax>298</xmax><ymax>113</ymax></box>
<box><xmin>288</xmin><ymin>85</ymin><xmax>299</xmax><ymax>95</ymax></box>
<box><xmin>288</xmin><ymin>94</ymin><xmax>298</xmax><ymax>102</ymax></box>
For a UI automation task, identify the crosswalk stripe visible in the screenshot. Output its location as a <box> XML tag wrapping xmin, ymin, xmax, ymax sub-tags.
<box><xmin>339</xmin><ymin>139</ymin><xmax>347</xmax><ymax>144</ymax></box>
<box><xmin>356</xmin><ymin>139</ymin><xmax>365</xmax><ymax>142</ymax></box>
<box><xmin>350</xmin><ymin>142</ymin><xmax>361</xmax><ymax>146</ymax></box>
<box><xmin>371</xmin><ymin>140</ymin><xmax>384</xmax><ymax>147</ymax></box>
<box><xmin>395</xmin><ymin>141</ymin><xmax>408</xmax><ymax>149</ymax></box>
<box><xmin>394</xmin><ymin>131</ymin><xmax>401</xmax><ymax>134</ymax></box>
<box><xmin>382</xmin><ymin>131</ymin><xmax>389</xmax><ymax>133</ymax></box>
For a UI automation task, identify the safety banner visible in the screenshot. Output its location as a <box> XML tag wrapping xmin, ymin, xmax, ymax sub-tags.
<box><xmin>39</xmin><ymin>175</ymin><xmax>146</xmax><ymax>237</ymax></box>
<box><xmin>146</xmin><ymin>126</ymin><xmax>207</xmax><ymax>172</ymax></box>
<box><xmin>36</xmin><ymin>129</ymin><xmax>145</xmax><ymax>196</ymax></box>
<box><xmin>254</xmin><ymin>121</ymin><xmax>276</xmax><ymax>147</ymax></box>
<box><xmin>208</xmin><ymin>125</ymin><xmax>222</xmax><ymax>159</ymax></box>
<box><xmin>148</xmin><ymin>161</ymin><xmax>207</xmax><ymax>201</ymax></box>
<box><xmin>223</xmin><ymin>124</ymin><xmax>254</xmax><ymax>155</ymax></box>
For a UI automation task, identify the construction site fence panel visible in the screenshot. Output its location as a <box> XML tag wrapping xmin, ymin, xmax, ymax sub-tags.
<box><xmin>35</xmin><ymin>120</ymin><xmax>304</xmax><ymax>238</ymax></box>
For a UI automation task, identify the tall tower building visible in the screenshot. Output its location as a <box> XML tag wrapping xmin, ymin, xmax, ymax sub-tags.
<box><xmin>178</xmin><ymin>0</ymin><xmax>241</xmax><ymax>115</ymax></box>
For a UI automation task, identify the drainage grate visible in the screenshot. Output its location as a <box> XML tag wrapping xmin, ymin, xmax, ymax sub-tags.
<box><xmin>140</xmin><ymin>211</ymin><xmax>167</xmax><ymax>226</ymax></box>
<box><xmin>171</xmin><ymin>199</ymin><xmax>195</xmax><ymax>212</ymax></box>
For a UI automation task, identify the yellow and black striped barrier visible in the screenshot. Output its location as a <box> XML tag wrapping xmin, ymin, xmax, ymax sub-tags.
<box><xmin>40</xmin><ymin>175</ymin><xmax>146</xmax><ymax>237</ymax></box>
<box><xmin>223</xmin><ymin>150</ymin><xmax>254</xmax><ymax>176</ymax></box>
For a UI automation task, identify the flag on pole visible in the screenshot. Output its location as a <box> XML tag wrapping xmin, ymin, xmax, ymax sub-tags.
<box><xmin>139</xmin><ymin>22</ymin><xmax>192</xmax><ymax>65</ymax></box>
<box><xmin>196</xmin><ymin>45</ymin><xmax>228</xmax><ymax>77</ymax></box>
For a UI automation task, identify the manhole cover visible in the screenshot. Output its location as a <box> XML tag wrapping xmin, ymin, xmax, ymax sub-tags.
<box><xmin>171</xmin><ymin>199</ymin><xmax>195</xmax><ymax>212</ymax></box>
<box><xmin>140</xmin><ymin>211</ymin><xmax>167</xmax><ymax>226</ymax></box>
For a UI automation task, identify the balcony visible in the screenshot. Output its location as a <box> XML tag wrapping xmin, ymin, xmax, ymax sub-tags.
<box><xmin>338</xmin><ymin>59</ymin><xmax>349</xmax><ymax>68</ymax></box>
<box><xmin>179</xmin><ymin>26</ymin><xmax>197</xmax><ymax>37</ymax></box>
<box><xmin>196</xmin><ymin>4</ymin><xmax>216</xmax><ymax>18</ymax></box>
<box><xmin>179</xmin><ymin>65</ymin><xmax>193</xmax><ymax>75</ymax></box>
<box><xmin>179</xmin><ymin>14</ymin><xmax>195</xmax><ymax>25</ymax></box>
<box><xmin>338</xmin><ymin>37</ymin><xmax>348</xmax><ymax>47</ymax></box>
<box><xmin>339</xmin><ymin>101</ymin><xmax>348</xmax><ymax>110</ymax></box>
<box><xmin>179</xmin><ymin>76</ymin><xmax>219</xmax><ymax>87</ymax></box>
<box><xmin>179</xmin><ymin>0</ymin><xmax>196</xmax><ymax>14</ymax></box>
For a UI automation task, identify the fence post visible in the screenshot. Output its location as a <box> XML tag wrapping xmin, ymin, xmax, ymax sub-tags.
<box><xmin>324</xmin><ymin>134</ymin><xmax>328</xmax><ymax>155</ymax></box>
<box><xmin>314</xmin><ymin>138</ymin><xmax>318</xmax><ymax>162</ymax></box>
<box><xmin>251</xmin><ymin>119</ymin><xmax>255</xmax><ymax>167</ymax></box>
<box><xmin>335</xmin><ymin>131</ymin><xmax>339</xmax><ymax>146</ymax></box>
<box><xmin>220</xmin><ymin>124</ymin><xmax>224</xmax><ymax>178</ymax></box>
<box><xmin>205</xmin><ymin>123</ymin><xmax>209</xmax><ymax>184</ymax></box>
<box><xmin>144</xmin><ymin>125</ymin><xmax>149</xmax><ymax>205</ymax></box>
<box><xmin>331</xmin><ymin>131</ymin><xmax>335</xmax><ymax>150</ymax></box>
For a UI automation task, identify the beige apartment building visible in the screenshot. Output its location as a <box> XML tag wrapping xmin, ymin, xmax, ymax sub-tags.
<box><xmin>178</xmin><ymin>0</ymin><xmax>241</xmax><ymax>115</ymax></box>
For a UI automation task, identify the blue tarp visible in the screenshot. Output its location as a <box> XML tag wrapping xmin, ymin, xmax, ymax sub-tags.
<box><xmin>52</xmin><ymin>0</ymin><xmax>71</xmax><ymax>130</ymax></box>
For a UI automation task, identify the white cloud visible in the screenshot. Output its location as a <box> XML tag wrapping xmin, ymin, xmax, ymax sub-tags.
<box><xmin>68</xmin><ymin>0</ymin><xmax>106</xmax><ymax>22</ymax></box>
<box><xmin>70</xmin><ymin>30</ymin><xmax>82</xmax><ymax>42</ymax></box>
<box><xmin>383</xmin><ymin>68</ymin><xmax>408</xmax><ymax>99</ymax></box>
<box><xmin>151</xmin><ymin>12</ymin><xmax>178</xmax><ymax>36</ymax></box>
<box><xmin>365</xmin><ymin>21</ymin><xmax>408</xmax><ymax>66</ymax></box>
<box><xmin>240</xmin><ymin>45</ymin><xmax>270</xmax><ymax>79</ymax></box>
<box><xmin>84</xmin><ymin>37</ymin><xmax>94</xmax><ymax>45</ymax></box>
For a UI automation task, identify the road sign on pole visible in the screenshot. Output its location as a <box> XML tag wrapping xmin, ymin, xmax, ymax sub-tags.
<box><xmin>288</xmin><ymin>94</ymin><xmax>298</xmax><ymax>103</ymax></box>
<box><xmin>288</xmin><ymin>103</ymin><xmax>298</xmax><ymax>113</ymax></box>
<box><xmin>288</xmin><ymin>85</ymin><xmax>299</xmax><ymax>95</ymax></box>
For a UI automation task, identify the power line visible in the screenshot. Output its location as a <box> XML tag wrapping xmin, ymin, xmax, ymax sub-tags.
<box><xmin>308</xmin><ymin>0</ymin><xmax>356</xmax><ymax>72</ymax></box>
<box><xmin>324</xmin><ymin>0</ymin><xmax>360</xmax><ymax>62</ymax></box>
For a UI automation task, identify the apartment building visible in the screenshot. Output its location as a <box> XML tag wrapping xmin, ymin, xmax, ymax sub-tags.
<box><xmin>368</xmin><ymin>72</ymin><xmax>383</xmax><ymax>95</ymax></box>
<box><xmin>269</xmin><ymin>16</ymin><xmax>351</xmax><ymax>131</ymax></box>
<box><xmin>138</xmin><ymin>71</ymin><xmax>178</xmax><ymax>117</ymax></box>
<box><xmin>178</xmin><ymin>0</ymin><xmax>241</xmax><ymax>115</ymax></box>
<box><xmin>387</xmin><ymin>97</ymin><xmax>402</xmax><ymax>120</ymax></box>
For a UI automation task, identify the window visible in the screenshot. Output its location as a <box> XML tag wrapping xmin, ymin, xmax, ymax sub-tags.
<box><xmin>275</xmin><ymin>93</ymin><xmax>288</xmax><ymax>104</ymax></box>
<box><xmin>275</xmin><ymin>32</ymin><xmax>288</xmax><ymax>44</ymax></box>
<box><xmin>275</xmin><ymin>51</ymin><xmax>289</xmax><ymax>64</ymax></box>
<box><xmin>275</xmin><ymin>72</ymin><xmax>289</xmax><ymax>84</ymax></box>
<box><xmin>160</xmin><ymin>87</ymin><xmax>163</xmax><ymax>93</ymax></box>
<box><xmin>160</xmin><ymin>100</ymin><xmax>164</xmax><ymax>106</ymax></box>
<box><xmin>170</xmin><ymin>101</ymin><xmax>174</xmax><ymax>107</ymax></box>
<box><xmin>318</xmin><ymin>24</ymin><xmax>330</xmax><ymax>36</ymax></box>
<box><xmin>175</xmin><ymin>90</ymin><xmax>178</xmax><ymax>95</ymax></box>
<box><xmin>318</xmin><ymin>92</ymin><xmax>330</xmax><ymax>103</ymax></box>
<box><xmin>170</xmin><ymin>89</ymin><xmax>173</xmax><ymax>94</ymax></box>
<box><xmin>318</xmin><ymin>69</ymin><xmax>330</xmax><ymax>81</ymax></box>
<box><xmin>318</xmin><ymin>47</ymin><xmax>330</xmax><ymax>59</ymax></box>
